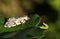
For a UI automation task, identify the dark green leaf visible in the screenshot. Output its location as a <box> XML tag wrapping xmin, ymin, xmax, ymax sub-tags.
<box><xmin>0</xmin><ymin>14</ymin><xmax>40</xmax><ymax>33</ymax></box>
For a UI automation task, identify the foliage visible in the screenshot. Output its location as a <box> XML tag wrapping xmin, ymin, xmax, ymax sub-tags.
<box><xmin>0</xmin><ymin>14</ymin><xmax>47</xmax><ymax>39</ymax></box>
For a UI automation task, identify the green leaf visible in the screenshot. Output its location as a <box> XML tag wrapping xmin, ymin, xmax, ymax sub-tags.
<box><xmin>14</xmin><ymin>27</ymin><xmax>46</xmax><ymax>39</ymax></box>
<box><xmin>23</xmin><ymin>28</ymin><xmax>45</xmax><ymax>39</ymax></box>
<box><xmin>3</xmin><ymin>31</ymin><xmax>18</xmax><ymax>38</ymax></box>
<box><xmin>0</xmin><ymin>14</ymin><xmax>5</xmax><ymax>25</ymax></box>
<box><xmin>0</xmin><ymin>14</ymin><xmax>40</xmax><ymax>33</ymax></box>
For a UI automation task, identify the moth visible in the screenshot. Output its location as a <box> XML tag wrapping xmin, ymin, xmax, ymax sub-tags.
<box><xmin>4</xmin><ymin>16</ymin><xmax>30</xmax><ymax>28</ymax></box>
